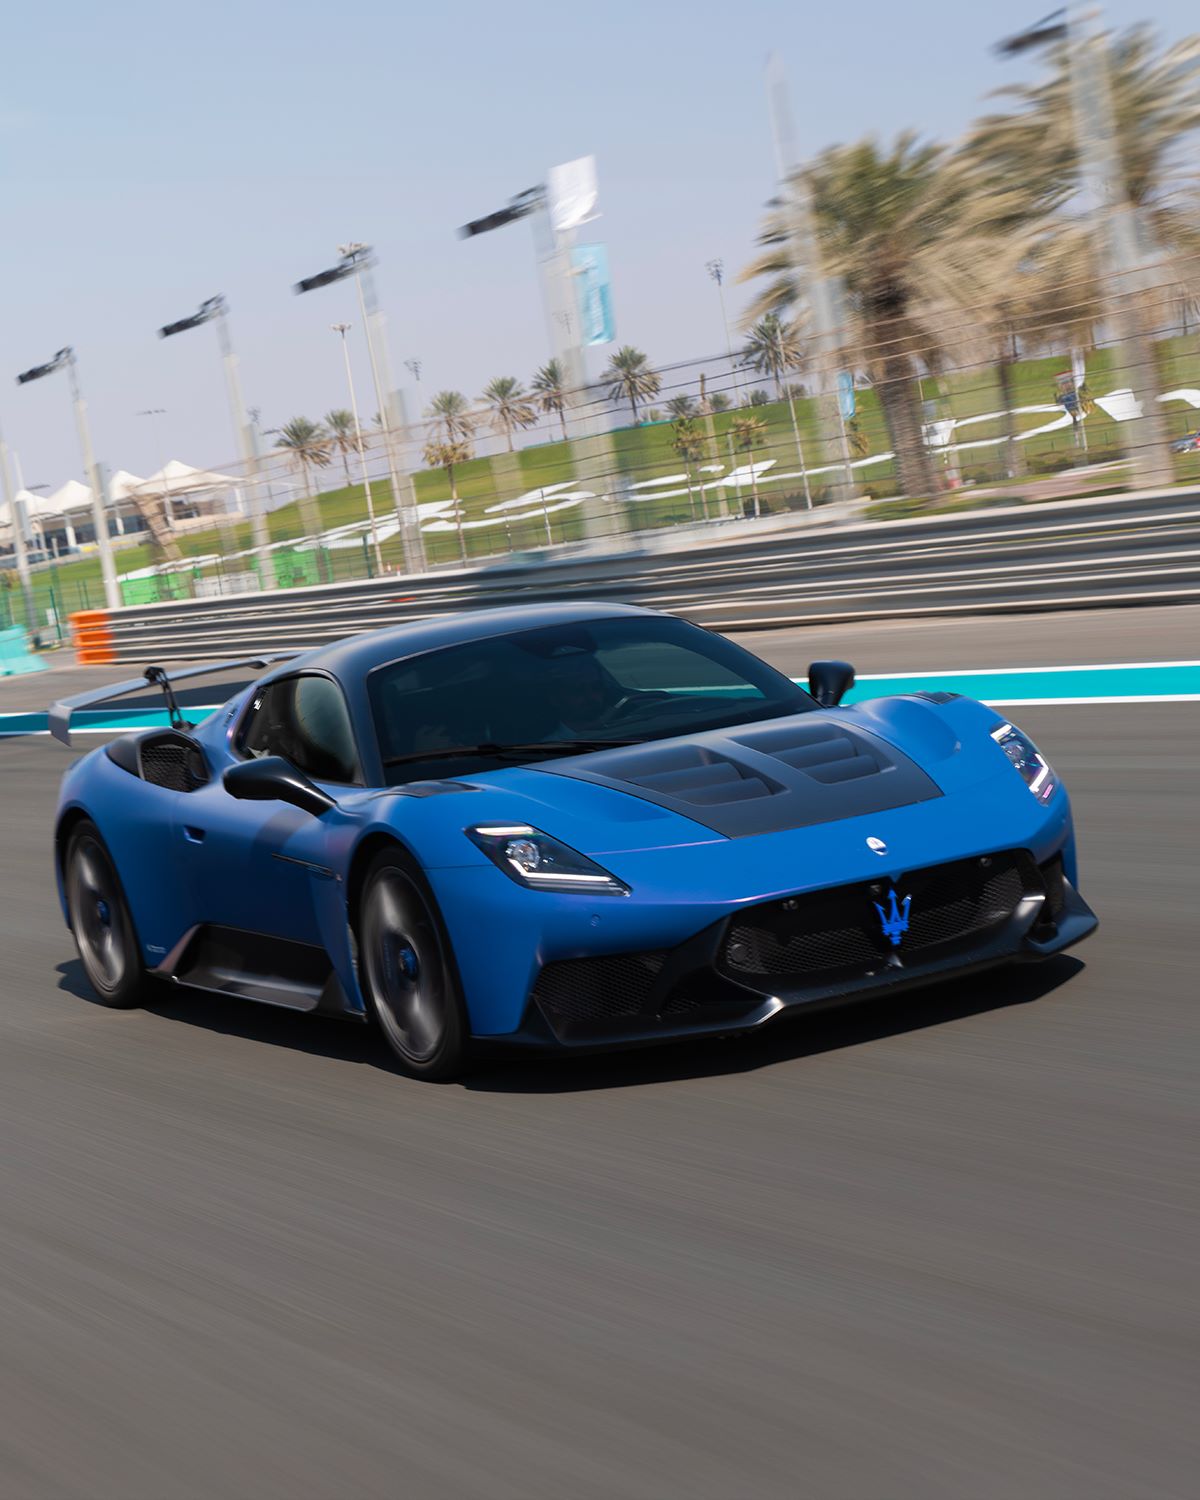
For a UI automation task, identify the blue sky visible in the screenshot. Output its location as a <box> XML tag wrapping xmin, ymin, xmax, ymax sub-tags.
<box><xmin>1</xmin><ymin>0</ymin><xmax>1193</xmax><ymax>488</ymax></box>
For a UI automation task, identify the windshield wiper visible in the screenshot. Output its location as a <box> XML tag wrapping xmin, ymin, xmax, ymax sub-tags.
<box><xmin>382</xmin><ymin>739</ymin><xmax>635</xmax><ymax>768</ymax></box>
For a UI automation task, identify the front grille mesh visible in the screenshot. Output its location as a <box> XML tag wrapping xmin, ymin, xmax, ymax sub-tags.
<box><xmin>722</xmin><ymin>852</ymin><xmax>1034</xmax><ymax>983</ymax></box>
<box><xmin>725</xmin><ymin>920</ymin><xmax>878</xmax><ymax>977</ymax></box>
<box><xmin>903</xmin><ymin>866</ymin><xmax>1024</xmax><ymax>950</ymax></box>
<box><xmin>532</xmin><ymin>951</ymin><xmax>666</xmax><ymax>1021</ymax></box>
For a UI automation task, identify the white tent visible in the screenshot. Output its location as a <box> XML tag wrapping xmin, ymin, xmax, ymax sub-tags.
<box><xmin>131</xmin><ymin>460</ymin><xmax>240</xmax><ymax>498</ymax></box>
<box><xmin>109</xmin><ymin>470</ymin><xmax>147</xmax><ymax>502</ymax></box>
<box><xmin>44</xmin><ymin>479</ymin><xmax>96</xmax><ymax>514</ymax></box>
<box><xmin>10</xmin><ymin>487</ymin><xmax>67</xmax><ymax>520</ymax></box>
<box><xmin>1</xmin><ymin>487</ymin><xmax>82</xmax><ymax>555</ymax></box>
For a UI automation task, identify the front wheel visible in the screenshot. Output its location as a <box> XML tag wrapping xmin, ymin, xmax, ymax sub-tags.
<box><xmin>64</xmin><ymin>820</ymin><xmax>150</xmax><ymax>1008</ymax></box>
<box><xmin>357</xmin><ymin>848</ymin><xmax>470</xmax><ymax>1081</ymax></box>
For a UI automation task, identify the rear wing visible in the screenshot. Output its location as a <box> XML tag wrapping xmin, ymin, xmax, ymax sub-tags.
<box><xmin>49</xmin><ymin>653</ymin><xmax>303</xmax><ymax>746</ymax></box>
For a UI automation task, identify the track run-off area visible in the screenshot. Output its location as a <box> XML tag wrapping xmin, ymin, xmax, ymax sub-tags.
<box><xmin>1</xmin><ymin>605</ymin><xmax>1197</xmax><ymax>1498</ymax></box>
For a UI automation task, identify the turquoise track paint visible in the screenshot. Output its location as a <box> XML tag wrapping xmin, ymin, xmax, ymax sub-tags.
<box><xmin>843</xmin><ymin>662</ymin><xmax>1200</xmax><ymax>706</ymax></box>
<box><xmin>1</xmin><ymin>707</ymin><xmax>202</xmax><ymax>738</ymax></box>
<box><xmin>3</xmin><ymin>662</ymin><xmax>1199</xmax><ymax>738</ymax></box>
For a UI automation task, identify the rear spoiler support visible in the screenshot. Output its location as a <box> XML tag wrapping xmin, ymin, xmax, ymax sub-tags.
<box><xmin>49</xmin><ymin>653</ymin><xmax>303</xmax><ymax>746</ymax></box>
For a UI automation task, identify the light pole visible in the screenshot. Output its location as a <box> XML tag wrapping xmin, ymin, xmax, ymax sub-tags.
<box><xmin>158</xmin><ymin>295</ymin><xmax>271</xmax><ymax>556</ymax></box>
<box><xmin>765</xmin><ymin>55</ymin><xmax>855</xmax><ymax>502</ymax></box>
<box><xmin>332</xmin><ymin>323</ymin><xmax>383</xmax><ymax>572</ymax></box>
<box><xmin>0</xmin><ymin>418</ymin><xmax>38</xmax><ymax>640</ymax></box>
<box><xmin>404</xmin><ymin>358</ymin><xmax>422</xmax><ymax>384</ymax></box>
<box><xmin>16</xmin><ymin>348</ymin><xmax>119</xmax><ymax>608</ymax></box>
<box><xmin>706</xmin><ymin>259</ymin><xmax>744</xmax><ymax>406</ymax></box>
<box><xmin>295</xmin><ymin>246</ymin><xmax>425</xmax><ymax>574</ymax></box>
<box><xmin>135</xmin><ymin>407</ymin><xmax>170</xmax><ymax>470</ymax></box>
<box><xmin>775</xmin><ymin>321</ymin><xmax>812</xmax><ymax>508</ymax></box>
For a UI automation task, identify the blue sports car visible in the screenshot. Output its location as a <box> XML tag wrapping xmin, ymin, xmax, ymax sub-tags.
<box><xmin>51</xmin><ymin>603</ymin><xmax>1097</xmax><ymax>1079</ymax></box>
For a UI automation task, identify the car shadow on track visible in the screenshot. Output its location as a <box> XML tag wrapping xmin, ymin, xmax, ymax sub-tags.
<box><xmin>56</xmin><ymin>955</ymin><xmax>1085</xmax><ymax>1092</ymax></box>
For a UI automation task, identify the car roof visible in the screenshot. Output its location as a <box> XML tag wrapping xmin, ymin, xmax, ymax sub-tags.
<box><xmin>288</xmin><ymin>601</ymin><xmax>658</xmax><ymax>683</ymax></box>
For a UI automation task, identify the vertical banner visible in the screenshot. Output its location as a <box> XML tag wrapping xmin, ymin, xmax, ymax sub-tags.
<box><xmin>571</xmin><ymin>244</ymin><xmax>615</xmax><ymax>346</ymax></box>
<box><xmin>837</xmin><ymin>371</ymin><xmax>856</xmax><ymax>421</ymax></box>
<box><xmin>548</xmin><ymin>156</ymin><xmax>599</xmax><ymax>233</ymax></box>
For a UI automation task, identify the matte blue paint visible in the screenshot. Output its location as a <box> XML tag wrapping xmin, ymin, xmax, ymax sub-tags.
<box><xmin>51</xmin><ymin>687</ymin><xmax>1084</xmax><ymax>1040</ymax></box>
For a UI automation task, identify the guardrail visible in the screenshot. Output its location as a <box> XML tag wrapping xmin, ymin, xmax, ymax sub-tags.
<box><xmin>73</xmin><ymin>488</ymin><xmax>1200</xmax><ymax>664</ymax></box>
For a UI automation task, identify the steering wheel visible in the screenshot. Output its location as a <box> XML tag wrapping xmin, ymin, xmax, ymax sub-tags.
<box><xmin>599</xmin><ymin>690</ymin><xmax>675</xmax><ymax>725</ymax></box>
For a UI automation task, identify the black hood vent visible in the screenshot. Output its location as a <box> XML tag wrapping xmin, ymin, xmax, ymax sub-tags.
<box><xmin>616</xmin><ymin>746</ymin><xmax>780</xmax><ymax>807</ymax></box>
<box><xmin>732</xmin><ymin>721</ymin><xmax>884</xmax><ymax>784</ymax></box>
<box><xmin>537</xmin><ymin>714</ymin><xmax>943</xmax><ymax>839</ymax></box>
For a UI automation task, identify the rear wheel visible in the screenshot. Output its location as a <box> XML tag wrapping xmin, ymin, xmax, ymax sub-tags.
<box><xmin>357</xmin><ymin>848</ymin><xmax>470</xmax><ymax>1080</ymax></box>
<box><xmin>64</xmin><ymin>820</ymin><xmax>149</xmax><ymax>1008</ymax></box>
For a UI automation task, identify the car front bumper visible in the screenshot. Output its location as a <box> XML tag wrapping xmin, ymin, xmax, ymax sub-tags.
<box><xmin>495</xmin><ymin>848</ymin><xmax>1098</xmax><ymax>1051</ymax></box>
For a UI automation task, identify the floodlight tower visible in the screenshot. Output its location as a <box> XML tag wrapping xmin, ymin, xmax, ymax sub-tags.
<box><xmin>295</xmin><ymin>246</ymin><xmax>424</xmax><ymax>573</ymax></box>
<box><xmin>15</xmin><ymin>347</ymin><xmax>119</xmax><ymax>607</ymax></box>
<box><xmin>158</xmin><ymin>296</ymin><xmax>271</xmax><ymax>554</ymax></box>
<box><xmin>459</xmin><ymin>164</ymin><xmax>618</xmax><ymax>544</ymax></box>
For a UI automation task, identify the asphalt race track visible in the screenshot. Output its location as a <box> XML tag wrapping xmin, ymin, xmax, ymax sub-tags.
<box><xmin>1</xmin><ymin>617</ymin><xmax>1197</xmax><ymax>1497</ymax></box>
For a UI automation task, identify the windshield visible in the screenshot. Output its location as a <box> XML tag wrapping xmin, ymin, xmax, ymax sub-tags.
<box><xmin>368</xmin><ymin>615</ymin><xmax>813</xmax><ymax>784</ymax></box>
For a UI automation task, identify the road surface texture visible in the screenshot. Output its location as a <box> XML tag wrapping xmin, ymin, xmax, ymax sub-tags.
<box><xmin>0</xmin><ymin>614</ymin><xmax>1197</xmax><ymax>1498</ymax></box>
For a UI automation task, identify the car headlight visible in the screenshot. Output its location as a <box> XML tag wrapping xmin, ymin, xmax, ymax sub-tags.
<box><xmin>990</xmin><ymin>722</ymin><xmax>1057</xmax><ymax>802</ymax></box>
<box><xmin>466</xmin><ymin>824</ymin><xmax>630</xmax><ymax>895</ymax></box>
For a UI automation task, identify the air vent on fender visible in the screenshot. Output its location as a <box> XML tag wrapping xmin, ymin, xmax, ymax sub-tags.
<box><xmin>599</xmin><ymin>743</ymin><xmax>781</xmax><ymax>806</ymax></box>
<box><xmin>731</xmin><ymin>720</ymin><xmax>889</xmax><ymax>784</ymax></box>
<box><xmin>139</xmin><ymin>732</ymin><xmax>210</xmax><ymax>792</ymax></box>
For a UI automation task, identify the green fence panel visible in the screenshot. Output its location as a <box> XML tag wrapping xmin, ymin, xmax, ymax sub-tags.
<box><xmin>273</xmin><ymin>548</ymin><xmax>321</xmax><ymax>588</ymax></box>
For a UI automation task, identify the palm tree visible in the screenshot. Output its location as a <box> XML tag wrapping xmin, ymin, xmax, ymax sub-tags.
<box><xmin>739</xmin><ymin>314</ymin><xmax>805</xmax><ymax>399</ymax></box>
<box><xmin>739</xmin><ymin>314</ymin><xmax>813</xmax><ymax>501</ymax></box>
<box><xmin>481</xmin><ymin>376</ymin><xmax>537</xmax><ymax>453</ymax></box>
<box><xmin>425</xmin><ymin>390</ymin><xmax>475</xmax><ymax>446</ymax></box>
<box><xmin>666</xmin><ymin>394</ymin><xmax>698</xmax><ymax>420</ymax></box>
<box><xmin>423</xmin><ymin>435</ymin><xmax>474</xmax><ymax>563</ymax></box>
<box><xmin>274</xmin><ymin>416</ymin><xmax>330</xmax><ymax>537</ymax></box>
<box><xmin>741</xmin><ymin>134</ymin><xmax>1005</xmax><ymax>500</ymax></box>
<box><xmin>708</xmin><ymin>391</ymin><xmax>731</xmax><ymax>413</ymax></box>
<box><xmin>604</xmin><ymin>346</ymin><xmax>661</xmax><ymax>425</ymax></box>
<box><xmin>532</xmin><ymin>360</ymin><xmax>570</xmax><ymax>442</ymax></box>
<box><xmin>730</xmin><ymin>414</ymin><xmax>768</xmax><ymax>515</ymax></box>
<box><xmin>671</xmin><ymin>417</ymin><xmax>709</xmax><ymax>521</ymax></box>
<box><xmin>324</xmin><ymin>409</ymin><xmax>357</xmax><ymax>485</ymax></box>
<box><xmin>965</xmin><ymin>24</ymin><xmax>1200</xmax><ymax>487</ymax></box>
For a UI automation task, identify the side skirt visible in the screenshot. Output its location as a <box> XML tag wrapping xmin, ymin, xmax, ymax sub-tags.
<box><xmin>152</xmin><ymin>924</ymin><xmax>363</xmax><ymax>1020</ymax></box>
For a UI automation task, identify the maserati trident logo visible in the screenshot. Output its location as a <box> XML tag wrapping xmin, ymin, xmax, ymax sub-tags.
<box><xmin>874</xmin><ymin>888</ymin><xmax>912</xmax><ymax>947</ymax></box>
<box><xmin>866</xmin><ymin>836</ymin><xmax>888</xmax><ymax>856</ymax></box>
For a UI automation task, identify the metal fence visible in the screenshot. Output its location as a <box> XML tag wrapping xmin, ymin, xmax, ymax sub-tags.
<box><xmin>5</xmin><ymin>293</ymin><xmax>1200</xmax><ymax>646</ymax></box>
<box><xmin>77</xmin><ymin>487</ymin><xmax>1200</xmax><ymax>664</ymax></box>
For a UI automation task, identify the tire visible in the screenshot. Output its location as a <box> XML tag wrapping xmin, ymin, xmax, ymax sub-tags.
<box><xmin>64</xmin><ymin>820</ymin><xmax>150</xmax><ymax>1008</ymax></box>
<box><xmin>357</xmin><ymin>846</ymin><xmax>471</xmax><ymax>1081</ymax></box>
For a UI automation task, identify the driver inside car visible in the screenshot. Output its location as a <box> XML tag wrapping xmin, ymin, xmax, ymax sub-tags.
<box><xmin>544</xmin><ymin>653</ymin><xmax>616</xmax><ymax>738</ymax></box>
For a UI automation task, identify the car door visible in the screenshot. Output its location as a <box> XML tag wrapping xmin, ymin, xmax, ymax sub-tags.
<box><xmin>176</xmin><ymin>672</ymin><xmax>363</xmax><ymax>945</ymax></box>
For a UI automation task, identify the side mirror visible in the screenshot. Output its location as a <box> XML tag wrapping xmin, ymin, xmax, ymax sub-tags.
<box><xmin>807</xmin><ymin>659</ymin><xmax>856</xmax><ymax>708</ymax></box>
<box><xmin>223</xmin><ymin>756</ymin><xmax>336</xmax><ymax>817</ymax></box>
